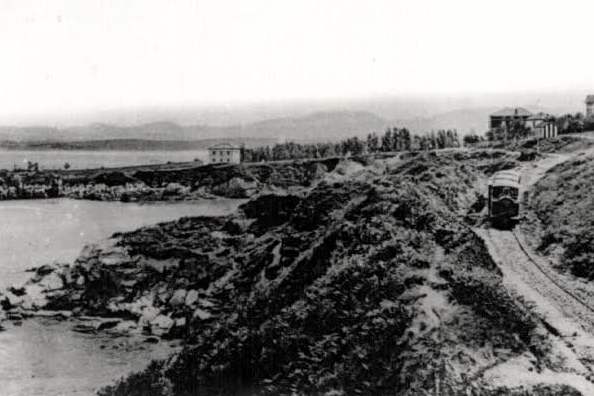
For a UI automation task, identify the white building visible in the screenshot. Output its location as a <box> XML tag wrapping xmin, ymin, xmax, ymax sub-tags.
<box><xmin>208</xmin><ymin>143</ymin><xmax>242</xmax><ymax>164</ymax></box>
<box><xmin>527</xmin><ymin>113</ymin><xmax>558</xmax><ymax>138</ymax></box>
<box><xmin>533</xmin><ymin>121</ymin><xmax>558</xmax><ymax>139</ymax></box>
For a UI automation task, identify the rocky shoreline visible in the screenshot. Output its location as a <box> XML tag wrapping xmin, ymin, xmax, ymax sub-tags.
<box><xmin>0</xmin><ymin>156</ymin><xmax>345</xmax><ymax>340</ymax></box>
<box><xmin>0</xmin><ymin>234</ymin><xmax>221</xmax><ymax>340</ymax></box>
<box><xmin>0</xmin><ymin>157</ymin><xmax>340</xmax><ymax>202</ymax></box>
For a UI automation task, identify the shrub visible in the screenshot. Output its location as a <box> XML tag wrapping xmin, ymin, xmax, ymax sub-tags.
<box><xmin>98</xmin><ymin>361</ymin><xmax>173</xmax><ymax>396</ymax></box>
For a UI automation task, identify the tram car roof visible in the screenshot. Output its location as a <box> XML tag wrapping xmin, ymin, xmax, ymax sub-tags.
<box><xmin>488</xmin><ymin>170</ymin><xmax>521</xmax><ymax>189</ymax></box>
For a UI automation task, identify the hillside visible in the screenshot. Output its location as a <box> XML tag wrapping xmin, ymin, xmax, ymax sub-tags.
<box><xmin>395</xmin><ymin>107</ymin><xmax>496</xmax><ymax>135</ymax></box>
<box><xmin>241</xmin><ymin>110</ymin><xmax>389</xmax><ymax>141</ymax></box>
<box><xmin>524</xmin><ymin>154</ymin><xmax>594</xmax><ymax>279</ymax></box>
<box><xmin>3</xmin><ymin>152</ymin><xmax>568</xmax><ymax>396</ymax></box>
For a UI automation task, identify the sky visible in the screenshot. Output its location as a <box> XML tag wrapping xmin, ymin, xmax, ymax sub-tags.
<box><xmin>0</xmin><ymin>0</ymin><xmax>593</xmax><ymax>124</ymax></box>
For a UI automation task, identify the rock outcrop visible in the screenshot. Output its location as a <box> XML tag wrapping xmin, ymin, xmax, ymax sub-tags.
<box><xmin>0</xmin><ymin>157</ymin><xmax>341</xmax><ymax>202</ymax></box>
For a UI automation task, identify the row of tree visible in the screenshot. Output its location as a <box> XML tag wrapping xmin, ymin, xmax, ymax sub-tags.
<box><xmin>485</xmin><ymin>120</ymin><xmax>533</xmax><ymax>142</ymax></box>
<box><xmin>557</xmin><ymin>113</ymin><xmax>594</xmax><ymax>133</ymax></box>
<box><xmin>241</xmin><ymin>128</ymin><xmax>461</xmax><ymax>162</ymax></box>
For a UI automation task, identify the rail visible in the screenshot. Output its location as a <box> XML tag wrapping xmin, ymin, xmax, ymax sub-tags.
<box><xmin>511</xmin><ymin>229</ymin><xmax>594</xmax><ymax>315</ymax></box>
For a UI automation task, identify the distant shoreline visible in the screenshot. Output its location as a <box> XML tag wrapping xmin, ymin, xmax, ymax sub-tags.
<box><xmin>0</xmin><ymin>138</ymin><xmax>273</xmax><ymax>152</ymax></box>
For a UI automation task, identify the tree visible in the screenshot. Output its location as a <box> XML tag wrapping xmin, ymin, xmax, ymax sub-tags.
<box><xmin>412</xmin><ymin>135</ymin><xmax>422</xmax><ymax>151</ymax></box>
<box><xmin>64</xmin><ymin>162</ymin><xmax>71</xmax><ymax>170</ymax></box>
<box><xmin>436</xmin><ymin>130</ymin><xmax>447</xmax><ymax>149</ymax></box>
<box><xmin>463</xmin><ymin>134</ymin><xmax>480</xmax><ymax>146</ymax></box>
<box><xmin>392</xmin><ymin>128</ymin><xmax>401</xmax><ymax>151</ymax></box>
<box><xmin>272</xmin><ymin>144</ymin><xmax>290</xmax><ymax>161</ymax></box>
<box><xmin>507</xmin><ymin>120</ymin><xmax>530</xmax><ymax>140</ymax></box>
<box><xmin>366</xmin><ymin>133</ymin><xmax>380</xmax><ymax>153</ymax></box>
<box><xmin>430</xmin><ymin>131</ymin><xmax>437</xmax><ymax>149</ymax></box>
<box><xmin>401</xmin><ymin>128</ymin><xmax>411</xmax><ymax>150</ymax></box>
<box><xmin>381</xmin><ymin>129</ymin><xmax>393</xmax><ymax>152</ymax></box>
<box><xmin>239</xmin><ymin>144</ymin><xmax>246</xmax><ymax>162</ymax></box>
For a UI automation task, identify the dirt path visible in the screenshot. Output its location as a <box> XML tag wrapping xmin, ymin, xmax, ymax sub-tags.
<box><xmin>473</xmin><ymin>148</ymin><xmax>594</xmax><ymax>393</ymax></box>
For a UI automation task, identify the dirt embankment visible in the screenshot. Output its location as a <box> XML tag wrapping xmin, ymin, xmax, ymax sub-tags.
<box><xmin>0</xmin><ymin>151</ymin><xmax>557</xmax><ymax>396</ymax></box>
<box><xmin>522</xmin><ymin>155</ymin><xmax>594</xmax><ymax>280</ymax></box>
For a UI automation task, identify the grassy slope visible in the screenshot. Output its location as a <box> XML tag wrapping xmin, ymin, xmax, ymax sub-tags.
<box><xmin>91</xmin><ymin>152</ymin><xmax>547</xmax><ymax>396</ymax></box>
<box><xmin>474</xmin><ymin>135</ymin><xmax>594</xmax><ymax>154</ymax></box>
<box><xmin>525</xmin><ymin>155</ymin><xmax>594</xmax><ymax>279</ymax></box>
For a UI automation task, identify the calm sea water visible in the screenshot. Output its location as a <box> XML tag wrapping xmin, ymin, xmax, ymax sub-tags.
<box><xmin>0</xmin><ymin>198</ymin><xmax>244</xmax><ymax>396</ymax></box>
<box><xmin>0</xmin><ymin>149</ymin><xmax>209</xmax><ymax>170</ymax></box>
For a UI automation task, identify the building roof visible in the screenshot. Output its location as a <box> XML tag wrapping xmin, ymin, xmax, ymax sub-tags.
<box><xmin>586</xmin><ymin>95</ymin><xmax>594</xmax><ymax>104</ymax></box>
<box><xmin>527</xmin><ymin>112</ymin><xmax>555</xmax><ymax>121</ymax></box>
<box><xmin>489</xmin><ymin>170</ymin><xmax>521</xmax><ymax>189</ymax></box>
<box><xmin>534</xmin><ymin>120</ymin><xmax>555</xmax><ymax>128</ymax></box>
<box><xmin>490</xmin><ymin>107</ymin><xmax>533</xmax><ymax>117</ymax></box>
<box><xmin>208</xmin><ymin>143</ymin><xmax>242</xmax><ymax>150</ymax></box>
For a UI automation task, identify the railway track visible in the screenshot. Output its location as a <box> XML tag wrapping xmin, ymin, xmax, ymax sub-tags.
<box><xmin>476</xmin><ymin>227</ymin><xmax>594</xmax><ymax>336</ymax></box>
<box><xmin>510</xmin><ymin>229</ymin><xmax>594</xmax><ymax>317</ymax></box>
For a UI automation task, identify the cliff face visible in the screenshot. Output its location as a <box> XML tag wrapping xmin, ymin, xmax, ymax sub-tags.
<box><xmin>0</xmin><ymin>152</ymin><xmax>551</xmax><ymax>396</ymax></box>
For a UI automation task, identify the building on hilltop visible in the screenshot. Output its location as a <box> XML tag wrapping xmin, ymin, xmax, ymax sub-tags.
<box><xmin>489</xmin><ymin>107</ymin><xmax>533</xmax><ymax>130</ymax></box>
<box><xmin>586</xmin><ymin>95</ymin><xmax>594</xmax><ymax>117</ymax></box>
<box><xmin>489</xmin><ymin>107</ymin><xmax>558</xmax><ymax>138</ymax></box>
<box><xmin>208</xmin><ymin>143</ymin><xmax>242</xmax><ymax>164</ymax></box>
<box><xmin>527</xmin><ymin>112</ymin><xmax>558</xmax><ymax>138</ymax></box>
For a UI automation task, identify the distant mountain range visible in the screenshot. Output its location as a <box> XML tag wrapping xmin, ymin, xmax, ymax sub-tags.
<box><xmin>0</xmin><ymin>111</ymin><xmax>391</xmax><ymax>146</ymax></box>
<box><xmin>0</xmin><ymin>104</ymin><xmax>571</xmax><ymax>150</ymax></box>
<box><xmin>394</xmin><ymin>107</ymin><xmax>498</xmax><ymax>135</ymax></box>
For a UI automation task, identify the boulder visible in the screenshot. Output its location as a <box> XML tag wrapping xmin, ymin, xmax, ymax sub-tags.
<box><xmin>112</xmin><ymin>295</ymin><xmax>156</xmax><ymax>318</ymax></box>
<box><xmin>139</xmin><ymin>304</ymin><xmax>161</xmax><ymax>325</ymax></box>
<box><xmin>32</xmin><ymin>264</ymin><xmax>58</xmax><ymax>278</ymax></box>
<box><xmin>193</xmin><ymin>307</ymin><xmax>212</xmax><ymax>320</ymax></box>
<box><xmin>153</xmin><ymin>283</ymin><xmax>171</xmax><ymax>304</ymax></box>
<box><xmin>112</xmin><ymin>320</ymin><xmax>139</xmax><ymax>333</ymax></box>
<box><xmin>198</xmin><ymin>298</ymin><xmax>215</xmax><ymax>308</ymax></box>
<box><xmin>1</xmin><ymin>291</ymin><xmax>22</xmax><ymax>310</ymax></box>
<box><xmin>169</xmin><ymin>289</ymin><xmax>187</xmax><ymax>307</ymax></box>
<box><xmin>150</xmin><ymin>314</ymin><xmax>174</xmax><ymax>336</ymax></box>
<box><xmin>213</xmin><ymin>177</ymin><xmax>259</xmax><ymax>198</ymax></box>
<box><xmin>23</xmin><ymin>284</ymin><xmax>48</xmax><ymax>309</ymax></box>
<box><xmin>185</xmin><ymin>290</ymin><xmax>199</xmax><ymax>307</ymax></box>
<box><xmin>162</xmin><ymin>183</ymin><xmax>190</xmax><ymax>198</ymax></box>
<box><xmin>38</xmin><ymin>272</ymin><xmax>64</xmax><ymax>291</ymax></box>
<box><xmin>96</xmin><ymin>319</ymin><xmax>122</xmax><ymax>331</ymax></box>
<box><xmin>174</xmin><ymin>317</ymin><xmax>187</xmax><ymax>328</ymax></box>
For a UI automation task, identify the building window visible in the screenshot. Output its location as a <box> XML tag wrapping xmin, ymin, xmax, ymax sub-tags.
<box><xmin>212</xmin><ymin>151</ymin><xmax>216</xmax><ymax>155</ymax></box>
<box><xmin>227</xmin><ymin>151</ymin><xmax>230</xmax><ymax>155</ymax></box>
<box><xmin>227</xmin><ymin>158</ymin><xmax>230</xmax><ymax>162</ymax></box>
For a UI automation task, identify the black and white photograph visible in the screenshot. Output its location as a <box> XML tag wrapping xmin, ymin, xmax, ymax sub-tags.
<box><xmin>1</xmin><ymin>0</ymin><xmax>594</xmax><ymax>395</ymax></box>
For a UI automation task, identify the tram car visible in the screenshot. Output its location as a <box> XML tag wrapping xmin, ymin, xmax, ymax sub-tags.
<box><xmin>488</xmin><ymin>170</ymin><xmax>521</xmax><ymax>227</ymax></box>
